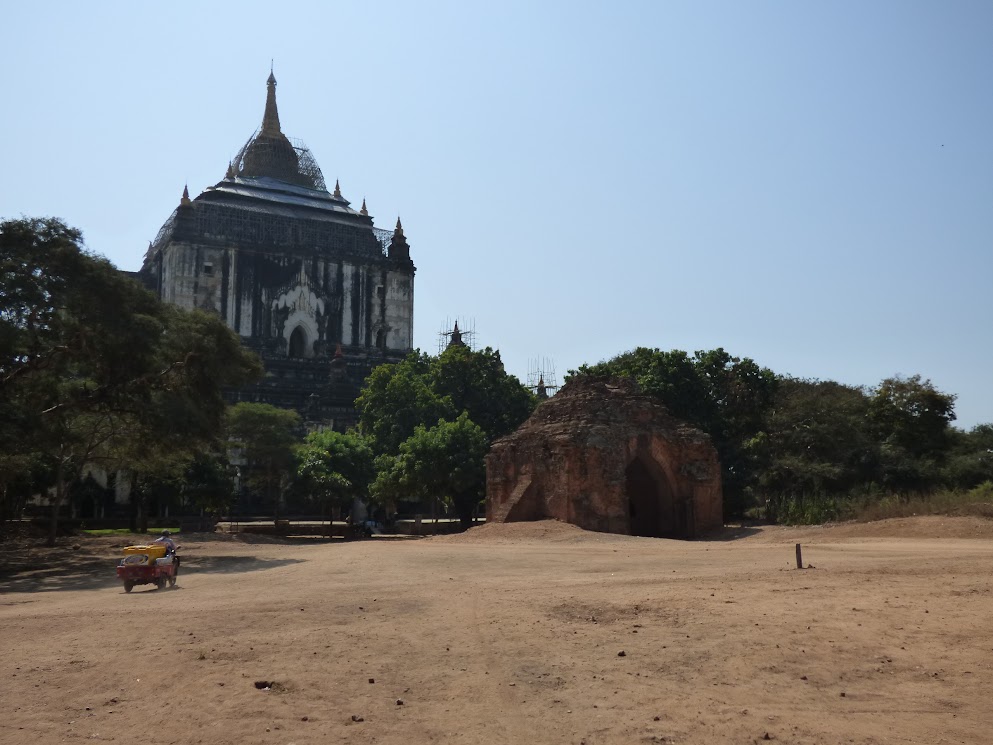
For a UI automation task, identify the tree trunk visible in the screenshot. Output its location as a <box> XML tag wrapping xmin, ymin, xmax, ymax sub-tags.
<box><xmin>137</xmin><ymin>487</ymin><xmax>149</xmax><ymax>533</ymax></box>
<box><xmin>133</xmin><ymin>474</ymin><xmax>148</xmax><ymax>533</ymax></box>
<box><xmin>455</xmin><ymin>493</ymin><xmax>476</xmax><ymax>530</ymax></box>
<box><xmin>48</xmin><ymin>459</ymin><xmax>66</xmax><ymax>547</ymax></box>
<box><xmin>268</xmin><ymin>459</ymin><xmax>279</xmax><ymax>522</ymax></box>
<box><xmin>0</xmin><ymin>483</ymin><xmax>10</xmax><ymax>540</ymax></box>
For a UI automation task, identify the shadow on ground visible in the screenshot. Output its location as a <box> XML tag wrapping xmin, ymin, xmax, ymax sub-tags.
<box><xmin>224</xmin><ymin>533</ymin><xmax>422</xmax><ymax>544</ymax></box>
<box><xmin>180</xmin><ymin>555</ymin><xmax>303</xmax><ymax>575</ymax></box>
<box><xmin>0</xmin><ymin>553</ymin><xmax>304</xmax><ymax>594</ymax></box>
<box><xmin>698</xmin><ymin>524</ymin><xmax>764</xmax><ymax>542</ymax></box>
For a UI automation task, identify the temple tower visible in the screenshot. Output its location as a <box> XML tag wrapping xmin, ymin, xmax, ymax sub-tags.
<box><xmin>140</xmin><ymin>72</ymin><xmax>416</xmax><ymax>427</ymax></box>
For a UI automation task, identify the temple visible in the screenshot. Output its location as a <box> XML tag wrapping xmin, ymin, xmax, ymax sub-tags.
<box><xmin>140</xmin><ymin>71</ymin><xmax>415</xmax><ymax>427</ymax></box>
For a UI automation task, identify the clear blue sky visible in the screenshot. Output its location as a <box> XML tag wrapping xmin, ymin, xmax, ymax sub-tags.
<box><xmin>3</xmin><ymin>1</ymin><xmax>991</xmax><ymax>428</ymax></box>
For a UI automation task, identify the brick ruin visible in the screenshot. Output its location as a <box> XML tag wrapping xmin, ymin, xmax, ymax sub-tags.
<box><xmin>485</xmin><ymin>377</ymin><xmax>723</xmax><ymax>538</ymax></box>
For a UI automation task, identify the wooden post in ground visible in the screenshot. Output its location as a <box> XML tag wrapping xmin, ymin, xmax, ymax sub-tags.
<box><xmin>796</xmin><ymin>543</ymin><xmax>803</xmax><ymax>570</ymax></box>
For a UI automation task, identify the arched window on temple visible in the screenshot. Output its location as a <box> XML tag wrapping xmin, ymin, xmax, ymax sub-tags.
<box><xmin>289</xmin><ymin>326</ymin><xmax>307</xmax><ymax>358</ymax></box>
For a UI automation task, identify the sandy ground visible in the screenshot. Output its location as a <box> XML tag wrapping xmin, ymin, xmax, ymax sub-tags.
<box><xmin>2</xmin><ymin>517</ymin><xmax>993</xmax><ymax>745</ymax></box>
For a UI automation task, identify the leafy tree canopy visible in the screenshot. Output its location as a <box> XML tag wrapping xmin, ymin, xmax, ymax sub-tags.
<box><xmin>942</xmin><ymin>424</ymin><xmax>993</xmax><ymax>489</ymax></box>
<box><xmin>570</xmin><ymin>347</ymin><xmax>777</xmax><ymax>515</ymax></box>
<box><xmin>0</xmin><ymin>217</ymin><xmax>262</xmax><ymax>541</ymax></box>
<box><xmin>225</xmin><ymin>402</ymin><xmax>301</xmax><ymax>514</ymax></box>
<box><xmin>863</xmin><ymin>375</ymin><xmax>957</xmax><ymax>494</ymax></box>
<box><xmin>296</xmin><ymin>429</ymin><xmax>375</xmax><ymax>512</ymax></box>
<box><xmin>355</xmin><ymin>352</ymin><xmax>453</xmax><ymax>455</ymax></box>
<box><xmin>429</xmin><ymin>344</ymin><xmax>536</xmax><ymax>443</ymax></box>
<box><xmin>371</xmin><ymin>412</ymin><xmax>488</xmax><ymax>527</ymax></box>
<box><xmin>748</xmin><ymin>378</ymin><xmax>877</xmax><ymax>519</ymax></box>
<box><xmin>356</xmin><ymin>345</ymin><xmax>535</xmax><ymax>455</ymax></box>
<box><xmin>869</xmin><ymin>375</ymin><xmax>956</xmax><ymax>459</ymax></box>
<box><xmin>225</xmin><ymin>402</ymin><xmax>301</xmax><ymax>468</ymax></box>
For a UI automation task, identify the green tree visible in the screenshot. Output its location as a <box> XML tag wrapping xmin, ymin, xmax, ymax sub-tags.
<box><xmin>570</xmin><ymin>346</ymin><xmax>777</xmax><ymax>516</ymax></box>
<box><xmin>749</xmin><ymin>378</ymin><xmax>876</xmax><ymax>520</ymax></box>
<box><xmin>429</xmin><ymin>345</ymin><xmax>536</xmax><ymax>443</ymax></box>
<box><xmin>869</xmin><ymin>375</ymin><xmax>956</xmax><ymax>493</ymax></box>
<box><xmin>355</xmin><ymin>352</ymin><xmax>453</xmax><ymax>455</ymax></box>
<box><xmin>692</xmin><ymin>348</ymin><xmax>777</xmax><ymax>513</ymax></box>
<box><xmin>572</xmin><ymin>348</ymin><xmax>711</xmax><ymax>425</ymax></box>
<box><xmin>0</xmin><ymin>453</ymin><xmax>47</xmax><ymax>537</ymax></box>
<box><xmin>296</xmin><ymin>429</ymin><xmax>375</xmax><ymax>516</ymax></box>
<box><xmin>357</xmin><ymin>346</ymin><xmax>534</xmax><ymax>525</ymax></box>
<box><xmin>0</xmin><ymin>217</ymin><xmax>262</xmax><ymax>543</ymax></box>
<box><xmin>108</xmin><ymin>306</ymin><xmax>262</xmax><ymax>530</ymax></box>
<box><xmin>225</xmin><ymin>402</ymin><xmax>301</xmax><ymax>518</ymax></box>
<box><xmin>372</xmin><ymin>413</ymin><xmax>488</xmax><ymax>527</ymax></box>
<box><xmin>942</xmin><ymin>424</ymin><xmax>993</xmax><ymax>489</ymax></box>
<box><xmin>1</xmin><ymin>218</ymin><xmax>155</xmax><ymax>541</ymax></box>
<box><xmin>179</xmin><ymin>451</ymin><xmax>236</xmax><ymax>515</ymax></box>
<box><xmin>356</xmin><ymin>346</ymin><xmax>535</xmax><ymax>457</ymax></box>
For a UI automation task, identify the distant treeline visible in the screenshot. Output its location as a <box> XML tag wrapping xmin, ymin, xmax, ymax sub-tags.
<box><xmin>3</xmin><ymin>217</ymin><xmax>990</xmax><ymax>537</ymax></box>
<box><xmin>572</xmin><ymin>348</ymin><xmax>993</xmax><ymax>522</ymax></box>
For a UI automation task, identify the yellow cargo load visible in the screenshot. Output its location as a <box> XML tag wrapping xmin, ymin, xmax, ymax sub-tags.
<box><xmin>121</xmin><ymin>544</ymin><xmax>167</xmax><ymax>565</ymax></box>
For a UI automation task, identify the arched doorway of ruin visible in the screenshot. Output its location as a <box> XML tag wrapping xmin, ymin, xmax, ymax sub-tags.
<box><xmin>288</xmin><ymin>326</ymin><xmax>307</xmax><ymax>358</ymax></box>
<box><xmin>625</xmin><ymin>454</ymin><xmax>678</xmax><ymax>538</ymax></box>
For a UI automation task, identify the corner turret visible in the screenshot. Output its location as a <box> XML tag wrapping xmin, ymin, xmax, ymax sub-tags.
<box><xmin>388</xmin><ymin>216</ymin><xmax>411</xmax><ymax>261</ymax></box>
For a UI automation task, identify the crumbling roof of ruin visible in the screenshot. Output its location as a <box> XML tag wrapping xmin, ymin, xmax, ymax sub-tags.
<box><xmin>493</xmin><ymin>376</ymin><xmax>712</xmax><ymax>447</ymax></box>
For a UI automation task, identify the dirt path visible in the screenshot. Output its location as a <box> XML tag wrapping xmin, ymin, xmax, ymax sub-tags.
<box><xmin>2</xmin><ymin>518</ymin><xmax>992</xmax><ymax>744</ymax></box>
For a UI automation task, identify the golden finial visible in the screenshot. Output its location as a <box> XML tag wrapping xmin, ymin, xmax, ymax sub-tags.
<box><xmin>225</xmin><ymin>161</ymin><xmax>236</xmax><ymax>179</ymax></box>
<box><xmin>334</xmin><ymin>179</ymin><xmax>342</xmax><ymax>198</ymax></box>
<box><xmin>180</xmin><ymin>184</ymin><xmax>192</xmax><ymax>206</ymax></box>
<box><xmin>395</xmin><ymin>216</ymin><xmax>403</xmax><ymax>233</ymax></box>
<box><xmin>360</xmin><ymin>198</ymin><xmax>368</xmax><ymax>216</ymax></box>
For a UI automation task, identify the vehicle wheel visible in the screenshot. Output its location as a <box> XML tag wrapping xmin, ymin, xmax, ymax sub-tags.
<box><xmin>156</xmin><ymin>577</ymin><xmax>167</xmax><ymax>590</ymax></box>
<box><xmin>124</xmin><ymin>581</ymin><xmax>134</xmax><ymax>593</ymax></box>
<box><xmin>169</xmin><ymin>575</ymin><xmax>177</xmax><ymax>588</ymax></box>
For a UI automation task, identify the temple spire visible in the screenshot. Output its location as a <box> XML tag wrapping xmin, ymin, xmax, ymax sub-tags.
<box><xmin>180</xmin><ymin>184</ymin><xmax>192</xmax><ymax>206</ymax></box>
<box><xmin>360</xmin><ymin>198</ymin><xmax>368</xmax><ymax>216</ymax></box>
<box><xmin>334</xmin><ymin>179</ymin><xmax>342</xmax><ymax>198</ymax></box>
<box><xmin>448</xmin><ymin>321</ymin><xmax>465</xmax><ymax>349</ymax></box>
<box><xmin>262</xmin><ymin>69</ymin><xmax>281</xmax><ymax>136</ymax></box>
<box><xmin>388</xmin><ymin>216</ymin><xmax>410</xmax><ymax>261</ymax></box>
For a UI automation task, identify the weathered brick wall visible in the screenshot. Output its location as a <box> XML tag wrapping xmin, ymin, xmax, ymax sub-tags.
<box><xmin>486</xmin><ymin>378</ymin><xmax>722</xmax><ymax>538</ymax></box>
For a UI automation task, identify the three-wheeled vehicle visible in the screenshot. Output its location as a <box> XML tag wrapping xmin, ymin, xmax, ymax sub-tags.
<box><xmin>116</xmin><ymin>543</ymin><xmax>178</xmax><ymax>593</ymax></box>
